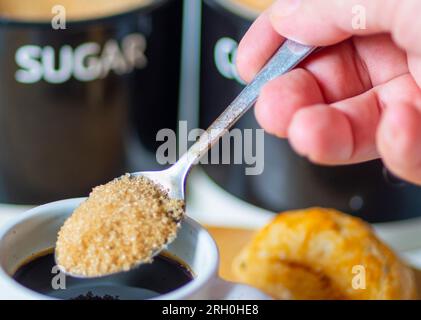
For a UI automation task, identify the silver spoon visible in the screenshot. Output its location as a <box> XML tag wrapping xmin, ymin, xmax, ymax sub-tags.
<box><xmin>58</xmin><ymin>40</ymin><xmax>316</xmax><ymax>278</ymax></box>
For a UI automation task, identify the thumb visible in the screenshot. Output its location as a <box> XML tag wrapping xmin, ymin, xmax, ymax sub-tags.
<box><xmin>269</xmin><ymin>0</ymin><xmax>421</xmax><ymax>54</ymax></box>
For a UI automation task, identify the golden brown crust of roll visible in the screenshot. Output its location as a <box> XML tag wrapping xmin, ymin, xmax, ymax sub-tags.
<box><xmin>233</xmin><ymin>208</ymin><xmax>417</xmax><ymax>300</ymax></box>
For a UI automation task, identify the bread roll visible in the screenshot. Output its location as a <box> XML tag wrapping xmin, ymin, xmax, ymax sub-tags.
<box><xmin>233</xmin><ymin>208</ymin><xmax>417</xmax><ymax>300</ymax></box>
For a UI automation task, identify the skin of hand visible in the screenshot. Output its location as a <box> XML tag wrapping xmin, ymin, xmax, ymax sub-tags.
<box><xmin>236</xmin><ymin>0</ymin><xmax>421</xmax><ymax>185</ymax></box>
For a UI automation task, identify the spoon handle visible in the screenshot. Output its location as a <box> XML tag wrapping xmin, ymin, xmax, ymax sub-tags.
<box><xmin>181</xmin><ymin>40</ymin><xmax>316</xmax><ymax>170</ymax></box>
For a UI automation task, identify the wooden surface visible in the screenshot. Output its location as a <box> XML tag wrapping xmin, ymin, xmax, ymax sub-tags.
<box><xmin>205</xmin><ymin>226</ymin><xmax>256</xmax><ymax>281</ymax></box>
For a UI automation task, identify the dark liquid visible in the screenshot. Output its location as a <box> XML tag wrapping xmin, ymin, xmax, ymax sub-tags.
<box><xmin>13</xmin><ymin>250</ymin><xmax>193</xmax><ymax>300</ymax></box>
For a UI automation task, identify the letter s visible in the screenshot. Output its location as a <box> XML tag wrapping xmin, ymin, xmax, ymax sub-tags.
<box><xmin>15</xmin><ymin>45</ymin><xmax>43</xmax><ymax>84</ymax></box>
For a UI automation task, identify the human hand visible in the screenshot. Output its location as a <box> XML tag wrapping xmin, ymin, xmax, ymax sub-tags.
<box><xmin>237</xmin><ymin>0</ymin><xmax>421</xmax><ymax>185</ymax></box>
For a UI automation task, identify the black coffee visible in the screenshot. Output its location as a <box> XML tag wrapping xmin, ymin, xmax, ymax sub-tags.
<box><xmin>13</xmin><ymin>250</ymin><xmax>193</xmax><ymax>300</ymax></box>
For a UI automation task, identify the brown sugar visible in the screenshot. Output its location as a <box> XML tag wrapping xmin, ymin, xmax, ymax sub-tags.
<box><xmin>55</xmin><ymin>174</ymin><xmax>185</xmax><ymax>277</ymax></box>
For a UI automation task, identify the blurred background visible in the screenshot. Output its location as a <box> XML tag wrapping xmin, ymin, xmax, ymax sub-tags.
<box><xmin>0</xmin><ymin>0</ymin><xmax>421</xmax><ymax>235</ymax></box>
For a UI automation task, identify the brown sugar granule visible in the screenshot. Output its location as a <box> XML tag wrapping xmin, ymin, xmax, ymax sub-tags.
<box><xmin>55</xmin><ymin>174</ymin><xmax>185</xmax><ymax>277</ymax></box>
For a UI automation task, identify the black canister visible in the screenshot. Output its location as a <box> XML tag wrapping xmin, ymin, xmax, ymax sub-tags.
<box><xmin>200</xmin><ymin>0</ymin><xmax>421</xmax><ymax>222</ymax></box>
<box><xmin>0</xmin><ymin>0</ymin><xmax>182</xmax><ymax>205</ymax></box>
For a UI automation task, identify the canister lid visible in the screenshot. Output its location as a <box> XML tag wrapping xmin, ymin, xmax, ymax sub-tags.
<box><xmin>211</xmin><ymin>0</ymin><xmax>274</xmax><ymax>20</ymax></box>
<box><xmin>0</xmin><ymin>0</ymin><xmax>158</xmax><ymax>23</ymax></box>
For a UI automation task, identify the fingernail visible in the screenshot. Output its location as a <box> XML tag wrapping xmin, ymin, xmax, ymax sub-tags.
<box><xmin>271</xmin><ymin>0</ymin><xmax>301</xmax><ymax>17</ymax></box>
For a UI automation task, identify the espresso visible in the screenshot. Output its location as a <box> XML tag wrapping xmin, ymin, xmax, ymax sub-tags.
<box><xmin>13</xmin><ymin>249</ymin><xmax>193</xmax><ymax>300</ymax></box>
<box><xmin>0</xmin><ymin>0</ymin><xmax>151</xmax><ymax>21</ymax></box>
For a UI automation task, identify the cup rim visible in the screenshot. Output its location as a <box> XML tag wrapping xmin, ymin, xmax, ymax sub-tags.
<box><xmin>0</xmin><ymin>0</ymin><xmax>170</xmax><ymax>27</ymax></box>
<box><xmin>0</xmin><ymin>198</ymin><xmax>219</xmax><ymax>300</ymax></box>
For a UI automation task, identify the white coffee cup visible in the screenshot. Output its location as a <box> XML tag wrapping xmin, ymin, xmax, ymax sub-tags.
<box><xmin>0</xmin><ymin>198</ymin><xmax>270</xmax><ymax>300</ymax></box>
